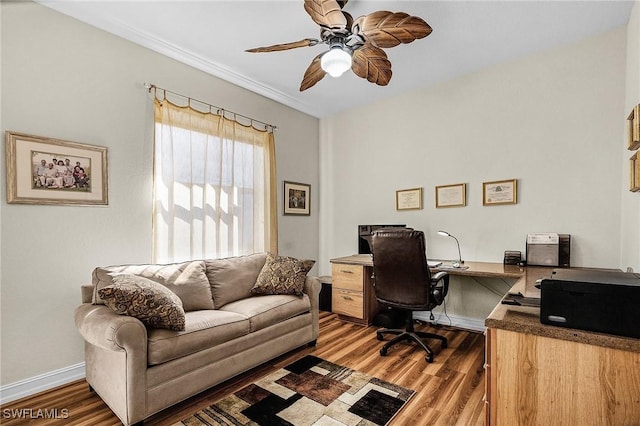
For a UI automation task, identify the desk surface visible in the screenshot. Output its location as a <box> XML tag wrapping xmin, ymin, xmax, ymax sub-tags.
<box><xmin>330</xmin><ymin>254</ymin><xmax>640</xmax><ymax>352</ymax></box>
<box><xmin>330</xmin><ymin>254</ymin><xmax>526</xmax><ymax>279</ymax></box>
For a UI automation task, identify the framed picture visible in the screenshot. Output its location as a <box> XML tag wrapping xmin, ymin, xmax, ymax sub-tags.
<box><xmin>435</xmin><ymin>183</ymin><xmax>466</xmax><ymax>208</ymax></box>
<box><xmin>483</xmin><ymin>179</ymin><xmax>517</xmax><ymax>206</ymax></box>
<box><xmin>627</xmin><ymin>105</ymin><xmax>640</xmax><ymax>151</ymax></box>
<box><xmin>631</xmin><ymin>152</ymin><xmax>640</xmax><ymax>192</ymax></box>
<box><xmin>5</xmin><ymin>131</ymin><xmax>108</xmax><ymax>206</ymax></box>
<box><xmin>283</xmin><ymin>181</ymin><xmax>310</xmax><ymax>215</ymax></box>
<box><xmin>396</xmin><ymin>187</ymin><xmax>423</xmax><ymax>210</ymax></box>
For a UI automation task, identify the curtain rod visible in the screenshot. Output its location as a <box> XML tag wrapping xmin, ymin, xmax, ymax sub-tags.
<box><xmin>144</xmin><ymin>83</ymin><xmax>277</xmax><ymax>132</ymax></box>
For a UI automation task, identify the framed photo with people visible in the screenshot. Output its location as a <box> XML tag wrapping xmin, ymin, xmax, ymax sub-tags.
<box><xmin>5</xmin><ymin>131</ymin><xmax>108</xmax><ymax>205</ymax></box>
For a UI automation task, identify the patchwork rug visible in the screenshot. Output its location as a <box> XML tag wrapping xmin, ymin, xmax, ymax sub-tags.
<box><xmin>177</xmin><ymin>355</ymin><xmax>415</xmax><ymax>426</ymax></box>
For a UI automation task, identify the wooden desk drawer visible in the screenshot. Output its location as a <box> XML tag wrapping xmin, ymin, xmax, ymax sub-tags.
<box><xmin>332</xmin><ymin>289</ymin><xmax>364</xmax><ymax>319</ymax></box>
<box><xmin>332</xmin><ymin>264</ymin><xmax>364</xmax><ymax>291</ymax></box>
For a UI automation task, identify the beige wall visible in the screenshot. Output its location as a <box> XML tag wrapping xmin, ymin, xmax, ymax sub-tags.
<box><xmin>319</xmin><ymin>27</ymin><xmax>628</xmax><ymax>318</ymax></box>
<box><xmin>621</xmin><ymin>1</ymin><xmax>640</xmax><ymax>271</ymax></box>
<box><xmin>1</xmin><ymin>0</ymin><xmax>638</xmax><ymax>397</ymax></box>
<box><xmin>0</xmin><ymin>2</ymin><xmax>319</xmax><ymax>386</ymax></box>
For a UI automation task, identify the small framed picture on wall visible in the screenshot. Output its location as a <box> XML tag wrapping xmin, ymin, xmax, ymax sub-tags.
<box><xmin>396</xmin><ymin>187</ymin><xmax>423</xmax><ymax>210</ymax></box>
<box><xmin>283</xmin><ymin>181</ymin><xmax>310</xmax><ymax>215</ymax></box>
<box><xmin>435</xmin><ymin>183</ymin><xmax>466</xmax><ymax>208</ymax></box>
<box><xmin>483</xmin><ymin>179</ymin><xmax>517</xmax><ymax>206</ymax></box>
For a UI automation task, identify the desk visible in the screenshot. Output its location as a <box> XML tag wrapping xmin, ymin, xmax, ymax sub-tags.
<box><xmin>485</xmin><ymin>270</ymin><xmax>640</xmax><ymax>425</ymax></box>
<box><xmin>329</xmin><ymin>255</ymin><xmax>523</xmax><ymax>325</ymax></box>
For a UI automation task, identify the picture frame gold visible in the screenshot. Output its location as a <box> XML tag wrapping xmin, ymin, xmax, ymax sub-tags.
<box><xmin>631</xmin><ymin>152</ymin><xmax>640</xmax><ymax>192</ymax></box>
<box><xmin>435</xmin><ymin>183</ymin><xmax>466</xmax><ymax>208</ymax></box>
<box><xmin>627</xmin><ymin>105</ymin><xmax>640</xmax><ymax>151</ymax></box>
<box><xmin>483</xmin><ymin>179</ymin><xmax>517</xmax><ymax>206</ymax></box>
<box><xmin>5</xmin><ymin>131</ymin><xmax>108</xmax><ymax>206</ymax></box>
<box><xmin>283</xmin><ymin>180</ymin><xmax>310</xmax><ymax>215</ymax></box>
<box><xmin>396</xmin><ymin>187</ymin><xmax>423</xmax><ymax>210</ymax></box>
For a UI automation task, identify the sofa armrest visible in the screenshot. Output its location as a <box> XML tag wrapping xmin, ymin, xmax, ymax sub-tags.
<box><xmin>304</xmin><ymin>276</ymin><xmax>321</xmax><ymax>304</ymax></box>
<box><xmin>75</xmin><ymin>303</ymin><xmax>147</xmax><ymax>354</ymax></box>
<box><xmin>81</xmin><ymin>285</ymin><xmax>94</xmax><ymax>304</ymax></box>
<box><xmin>303</xmin><ymin>276</ymin><xmax>321</xmax><ymax>340</ymax></box>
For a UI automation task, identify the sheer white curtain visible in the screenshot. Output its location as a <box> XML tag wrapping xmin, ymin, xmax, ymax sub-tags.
<box><xmin>153</xmin><ymin>97</ymin><xmax>277</xmax><ymax>263</ymax></box>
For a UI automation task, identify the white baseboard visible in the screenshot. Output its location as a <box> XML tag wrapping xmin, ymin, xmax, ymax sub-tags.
<box><xmin>0</xmin><ymin>363</ymin><xmax>85</xmax><ymax>405</ymax></box>
<box><xmin>413</xmin><ymin>311</ymin><xmax>486</xmax><ymax>333</ymax></box>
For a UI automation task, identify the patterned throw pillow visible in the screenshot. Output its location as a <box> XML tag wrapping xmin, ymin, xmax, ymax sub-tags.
<box><xmin>251</xmin><ymin>253</ymin><xmax>315</xmax><ymax>296</ymax></box>
<box><xmin>98</xmin><ymin>274</ymin><xmax>186</xmax><ymax>331</ymax></box>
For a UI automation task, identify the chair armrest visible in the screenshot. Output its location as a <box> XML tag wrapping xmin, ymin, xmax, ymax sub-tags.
<box><xmin>75</xmin><ymin>303</ymin><xmax>147</xmax><ymax>354</ymax></box>
<box><xmin>431</xmin><ymin>271</ymin><xmax>449</xmax><ymax>284</ymax></box>
<box><xmin>431</xmin><ymin>271</ymin><xmax>450</xmax><ymax>299</ymax></box>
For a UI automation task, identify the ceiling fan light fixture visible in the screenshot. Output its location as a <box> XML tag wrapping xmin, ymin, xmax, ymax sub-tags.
<box><xmin>320</xmin><ymin>45</ymin><xmax>352</xmax><ymax>77</ymax></box>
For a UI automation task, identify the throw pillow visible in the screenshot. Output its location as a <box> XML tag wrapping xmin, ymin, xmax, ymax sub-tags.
<box><xmin>98</xmin><ymin>274</ymin><xmax>186</xmax><ymax>331</ymax></box>
<box><xmin>92</xmin><ymin>260</ymin><xmax>214</xmax><ymax>311</ymax></box>
<box><xmin>205</xmin><ymin>253</ymin><xmax>268</xmax><ymax>308</ymax></box>
<box><xmin>251</xmin><ymin>253</ymin><xmax>315</xmax><ymax>296</ymax></box>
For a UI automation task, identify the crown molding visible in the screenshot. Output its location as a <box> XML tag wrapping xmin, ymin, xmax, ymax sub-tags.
<box><xmin>36</xmin><ymin>1</ymin><xmax>322</xmax><ymax>118</ymax></box>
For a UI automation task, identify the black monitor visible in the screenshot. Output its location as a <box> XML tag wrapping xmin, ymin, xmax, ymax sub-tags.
<box><xmin>358</xmin><ymin>224</ymin><xmax>406</xmax><ymax>254</ymax></box>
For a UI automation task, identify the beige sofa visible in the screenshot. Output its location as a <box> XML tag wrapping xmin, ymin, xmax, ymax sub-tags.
<box><xmin>75</xmin><ymin>253</ymin><xmax>320</xmax><ymax>426</ymax></box>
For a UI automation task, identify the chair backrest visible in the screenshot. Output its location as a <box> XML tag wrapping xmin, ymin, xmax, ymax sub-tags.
<box><xmin>371</xmin><ymin>228</ymin><xmax>433</xmax><ymax>310</ymax></box>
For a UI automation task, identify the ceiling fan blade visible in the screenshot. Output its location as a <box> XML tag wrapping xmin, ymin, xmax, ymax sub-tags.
<box><xmin>353</xmin><ymin>11</ymin><xmax>432</xmax><ymax>48</ymax></box>
<box><xmin>304</xmin><ymin>0</ymin><xmax>347</xmax><ymax>30</ymax></box>
<box><xmin>246</xmin><ymin>38</ymin><xmax>318</xmax><ymax>53</ymax></box>
<box><xmin>352</xmin><ymin>43</ymin><xmax>392</xmax><ymax>86</ymax></box>
<box><xmin>300</xmin><ymin>54</ymin><xmax>326</xmax><ymax>92</ymax></box>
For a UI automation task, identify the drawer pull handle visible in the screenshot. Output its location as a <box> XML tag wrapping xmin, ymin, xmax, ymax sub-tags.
<box><xmin>340</xmin><ymin>269</ymin><xmax>353</xmax><ymax>274</ymax></box>
<box><xmin>342</xmin><ymin>296</ymin><xmax>353</xmax><ymax>301</ymax></box>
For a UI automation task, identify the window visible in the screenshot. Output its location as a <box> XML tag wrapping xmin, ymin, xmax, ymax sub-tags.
<box><xmin>153</xmin><ymin>98</ymin><xmax>277</xmax><ymax>263</ymax></box>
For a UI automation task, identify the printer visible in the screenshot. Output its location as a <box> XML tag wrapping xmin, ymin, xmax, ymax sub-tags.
<box><xmin>526</xmin><ymin>233</ymin><xmax>571</xmax><ymax>267</ymax></box>
<box><xmin>540</xmin><ymin>269</ymin><xmax>640</xmax><ymax>338</ymax></box>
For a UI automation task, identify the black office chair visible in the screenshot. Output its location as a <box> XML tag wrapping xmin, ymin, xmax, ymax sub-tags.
<box><xmin>371</xmin><ymin>228</ymin><xmax>450</xmax><ymax>363</ymax></box>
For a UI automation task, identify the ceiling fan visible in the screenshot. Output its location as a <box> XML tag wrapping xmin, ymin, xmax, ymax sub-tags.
<box><xmin>246</xmin><ymin>0</ymin><xmax>432</xmax><ymax>91</ymax></box>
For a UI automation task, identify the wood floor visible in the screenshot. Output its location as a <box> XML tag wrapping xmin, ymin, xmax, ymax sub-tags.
<box><xmin>1</xmin><ymin>312</ymin><xmax>486</xmax><ymax>425</ymax></box>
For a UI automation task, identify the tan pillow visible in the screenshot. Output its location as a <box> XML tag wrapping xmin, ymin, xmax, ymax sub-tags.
<box><xmin>98</xmin><ymin>274</ymin><xmax>186</xmax><ymax>331</ymax></box>
<box><xmin>251</xmin><ymin>253</ymin><xmax>315</xmax><ymax>296</ymax></box>
<box><xmin>205</xmin><ymin>253</ymin><xmax>267</xmax><ymax>308</ymax></box>
<box><xmin>92</xmin><ymin>260</ymin><xmax>213</xmax><ymax>311</ymax></box>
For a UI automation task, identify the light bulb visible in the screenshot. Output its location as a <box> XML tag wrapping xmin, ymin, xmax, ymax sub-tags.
<box><xmin>320</xmin><ymin>46</ymin><xmax>352</xmax><ymax>77</ymax></box>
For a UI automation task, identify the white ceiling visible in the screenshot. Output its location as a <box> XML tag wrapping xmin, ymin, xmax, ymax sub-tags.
<box><xmin>39</xmin><ymin>1</ymin><xmax>634</xmax><ymax>118</ymax></box>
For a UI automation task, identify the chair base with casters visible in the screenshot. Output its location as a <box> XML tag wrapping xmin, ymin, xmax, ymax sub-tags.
<box><xmin>376</xmin><ymin>311</ymin><xmax>447</xmax><ymax>363</ymax></box>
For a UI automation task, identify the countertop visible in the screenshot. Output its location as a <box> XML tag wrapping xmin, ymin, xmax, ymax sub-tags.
<box><xmin>485</xmin><ymin>267</ymin><xmax>640</xmax><ymax>353</ymax></box>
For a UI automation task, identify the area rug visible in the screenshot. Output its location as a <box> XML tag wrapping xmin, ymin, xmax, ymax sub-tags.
<box><xmin>177</xmin><ymin>355</ymin><xmax>415</xmax><ymax>426</ymax></box>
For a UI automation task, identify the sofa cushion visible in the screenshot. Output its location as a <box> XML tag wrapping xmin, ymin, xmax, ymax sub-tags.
<box><xmin>205</xmin><ymin>253</ymin><xmax>267</xmax><ymax>308</ymax></box>
<box><xmin>221</xmin><ymin>294</ymin><xmax>311</xmax><ymax>333</ymax></box>
<box><xmin>98</xmin><ymin>274</ymin><xmax>186</xmax><ymax>331</ymax></box>
<box><xmin>92</xmin><ymin>260</ymin><xmax>214</xmax><ymax>311</ymax></box>
<box><xmin>251</xmin><ymin>253</ymin><xmax>315</xmax><ymax>296</ymax></box>
<box><xmin>147</xmin><ymin>310</ymin><xmax>249</xmax><ymax>365</ymax></box>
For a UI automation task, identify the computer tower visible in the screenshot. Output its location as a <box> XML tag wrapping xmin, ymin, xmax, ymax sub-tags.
<box><xmin>558</xmin><ymin>234</ymin><xmax>571</xmax><ymax>267</ymax></box>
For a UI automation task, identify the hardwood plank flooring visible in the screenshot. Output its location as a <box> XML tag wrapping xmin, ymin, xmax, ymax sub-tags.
<box><xmin>1</xmin><ymin>312</ymin><xmax>486</xmax><ymax>425</ymax></box>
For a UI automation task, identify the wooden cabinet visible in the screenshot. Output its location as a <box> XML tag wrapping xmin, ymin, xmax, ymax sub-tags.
<box><xmin>485</xmin><ymin>327</ymin><xmax>640</xmax><ymax>425</ymax></box>
<box><xmin>485</xmin><ymin>268</ymin><xmax>640</xmax><ymax>425</ymax></box>
<box><xmin>331</xmin><ymin>261</ymin><xmax>380</xmax><ymax>325</ymax></box>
